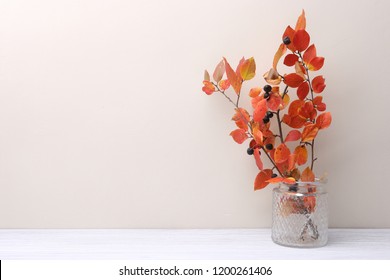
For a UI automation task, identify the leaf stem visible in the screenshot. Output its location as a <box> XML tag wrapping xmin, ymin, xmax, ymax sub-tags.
<box><xmin>261</xmin><ymin>147</ymin><xmax>283</xmax><ymax>176</ymax></box>
<box><xmin>297</xmin><ymin>52</ymin><xmax>316</xmax><ymax>171</ymax></box>
<box><xmin>275</xmin><ymin>85</ymin><xmax>288</xmax><ymax>143</ymax></box>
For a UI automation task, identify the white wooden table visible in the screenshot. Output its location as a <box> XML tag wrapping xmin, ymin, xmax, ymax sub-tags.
<box><xmin>0</xmin><ymin>229</ymin><xmax>389</xmax><ymax>259</ymax></box>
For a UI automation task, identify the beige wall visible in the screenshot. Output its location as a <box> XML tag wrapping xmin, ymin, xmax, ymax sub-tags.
<box><xmin>0</xmin><ymin>0</ymin><xmax>389</xmax><ymax>228</ymax></box>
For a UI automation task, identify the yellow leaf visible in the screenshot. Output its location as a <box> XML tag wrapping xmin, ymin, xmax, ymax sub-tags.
<box><xmin>240</xmin><ymin>57</ymin><xmax>256</xmax><ymax>81</ymax></box>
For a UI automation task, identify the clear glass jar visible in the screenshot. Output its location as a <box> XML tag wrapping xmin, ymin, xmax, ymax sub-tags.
<box><xmin>272</xmin><ymin>181</ymin><xmax>328</xmax><ymax>248</ymax></box>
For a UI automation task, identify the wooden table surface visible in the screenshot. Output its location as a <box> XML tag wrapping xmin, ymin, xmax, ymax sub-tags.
<box><xmin>0</xmin><ymin>229</ymin><xmax>389</xmax><ymax>259</ymax></box>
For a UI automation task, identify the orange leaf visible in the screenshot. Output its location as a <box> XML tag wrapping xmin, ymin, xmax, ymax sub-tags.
<box><xmin>294</xmin><ymin>145</ymin><xmax>308</xmax><ymax>165</ymax></box>
<box><xmin>293</xmin><ymin>29</ymin><xmax>310</xmax><ymax>52</ymax></box>
<box><xmin>252</xmin><ymin>126</ymin><xmax>264</xmax><ymax>146</ymax></box>
<box><xmin>213</xmin><ymin>59</ymin><xmax>225</xmax><ymax>82</ymax></box>
<box><xmin>263</xmin><ymin>68</ymin><xmax>282</xmax><ymax>85</ymax></box>
<box><xmin>223</xmin><ymin>58</ymin><xmax>242</xmax><ymax>95</ymax></box>
<box><xmin>267</xmin><ymin>93</ymin><xmax>282</xmax><ymax>111</ymax></box>
<box><xmin>218</xmin><ymin>79</ymin><xmax>230</xmax><ymax>90</ymax></box>
<box><xmin>232</xmin><ymin>108</ymin><xmax>250</xmax><ymax>122</ymax></box>
<box><xmin>284</xmin><ymin>54</ymin><xmax>298</xmax><ymax>67</ymax></box>
<box><xmin>301</xmin><ymin>124</ymin><xmax>319</xmax><ymax>142</ymax></box>
<box><xmin>204</xmin><ymin>70</ymin><xmax>210</xmax><ymax>81</ymax></box>
<box><xmin>301</xmin><ymin>167</ymin><xmax>315</xmax><ymax>182</ymax></box>
<box><xmin>297</xmin><ymin>81</ymin><xmax>309</xmax><ymax>100</ymax></box>
<box><xmin>273</xmin><ymin>43</ymin><xmax>287</xmax><ymax>70</ymax></box>
<box><xmin>312</xmin><ymin>76</ymin><xmax>326</xmax><ymax>93</ymax></box>
<box><xmin>283</xmin><ymin>114</ymin><xmax>306</xmax><ymax>129</ymax></box>
<box><xmin>284</xmin><ymin>73</ymin><xmax>305</xmax><ymax>88</ymax></box>
<box><xmin>202</xmin><ymin>81</ymin><xmax>215</xmax><ymax>95</ymax></box>
<box><xmin>254</xmin><ymin>169</ymin><xmax>273</xmax><ymax>190</ymax></box>
<box><xmin>295</xmin><ymin>10</ymin><xmax>306</xmax><ymax>30</ymax></box>
<box><xmin>230</xmin><ymin>129</ymin><xmax>248</xmax><ymax>144</ymax></box>
<box><xmin>274</xmin><ymin>143</ymin><xmax>291</xmax><ymax>164</ymax></box>
<box><xmin>266</xmin><ymin>177</ymin><xmax>284</xmax><ymax>183</ymax></box>
<box><xmin>249</xmin><ymin>87</ymin><xmax>262</xmax><ymax>98</ymax></box>
<box><xmin>253</xmin><ymin>99</ymin><xmax>267</xmax><ymax>122</ymax></box>
<box><xmin>281</xmin><ymin>93</ymin><xmax>290</xmax><ymax>109</ymax></box>
<box><xmin>283</xmin><ymin>26</ymin><xmax>296</xmax><ymax>52</ymax></box>
<box><xmin>285</xmin><ymin>130</ymin><xmax>302</xmax><ymax>142</ymax></box>
<box><xmin>232</xmin><ymin>108</ymin><xmax>250</xmax><ymax>131</ymax></box>
<box><xmin>253</xmin><ymin>148</ymin><xmax>263</xmax><ymax>170</ymax></box>
<box><xmin>240</xmin><ymin>57</ymin><xmax>256</xmax><ymax>81</ymax></box>
<box><xmin>288</xmin><ymin>153</ymin><xmax>296</xmax><ymax>171</ymax></box>
<box><xmin>266</xmin><ymin>177</ymin><xmax>296</xmax><ymax>184</ymax></box>
<box><xmin>316</xmin><ymin>112</ymin><xmax>332</xmax><ymax>130</ymax></box>
<box><xmin>303</xmin><ymin>44</ymin><xmax>317</xmax><ymax>64</ymax></box>
<box><xmin>308</xmin><ymin>57</ymin><xmax>325</xmax><ymax>71</ymax></box>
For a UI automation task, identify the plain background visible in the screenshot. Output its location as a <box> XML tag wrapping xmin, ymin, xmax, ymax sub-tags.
<box><xmin>0</xmin><ymin>0</ymin><xmax>389</xmax><ymax>228</ymax></box>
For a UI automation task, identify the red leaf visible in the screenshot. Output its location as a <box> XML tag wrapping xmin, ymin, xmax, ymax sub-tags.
<box><xmin>308</xmin><ymin>57</ymin><xmax>325</xmax><ymax>71</ymax></box>
<box><xmin>314</xmin><ymin>96</ymin><xmax>326</xmax><ymax>111</ymax></box>
<box><xmin>295</xmin><ymin>10</ymin><xmax>306</xmax><ymax>30</ymax></box>
<box><xmin>297</xmin><ymin>82</ymin><xmax>309</xmax><ymax>100</ymax></box>
<box><xmin>285</xmin><ymin>130</ymin><xmax>302</xmax><ymax>142</ymax></box>
<box><xmin>294</xmin><ymin>145</ymin><xmax>308</xmax><ymax>165</ymax></box>
<box><xmin>293</xmin><ymin>29</ymin><xmax>310</xmax><ymax>52</ymax></box>
<box><xmin>301</xmin><ymin>124</ymin><xmax>319</xmax><ymax>142</ymax></box>
<box><xmin>273</xmin><ymin>43</ymin><xmax>287</xmax><ymax>70</ymax></box>
<box><xmin>303</xmin><ymin>44</ymin><xmax>317</xmax><ymax>64</ymax></box>
<box><xmin>240</xmin><ymin>57</ymin><xmax>256</xmax><ymax>81</ymax></box>
<box><xmin>253</xmin><ymin>148</ymin><xmax>263</xmax><ymax>170</ymax></box>
<box><xmin>284</xmin><ymin>54</ymin><xmax>299</xmax><ymax>67</ymax></box>
<box><xmin>249</xmin><ymin>87</ymin><xmax>262</xmax><ymax>98</ymax></box>
<box><xmin>274</xmin><ymin>143</ymin><xmax>291</xmax><ymax>164</ymax></box>
<box><xmin>202</xmin><ymin>81</ymin><xmax>215</xmax><ymax>95</ymax></box>
<box><xmin>312</xmin><ymin>76</ymin><xmax>326</xmax><ymax>93</ymax></box>
<box><xmin>213</xmin><ymin>59</ymin><xmax>225</xmax><ymax>82</ymax></box>
<box><xmin>254</xmin><ymin>169</ymin><xmax>273</xmax><ymax>190</ymax></box>
<box><xmin>301</xmin><ymin>167</ymin><xmax>315</xmax><ymax>182</ymax></box>
<box><xmin>284</xmin><ymin>73</ymin><xmax>305</xmax><ymax>88</ymax></box>
<box><xmin>223</xmin><ymin>58</ymin><xmax>242</xmax><ymax>95</ymax></box>
<box><xmin>267</xmin><ymin>93</ymin><xmax>282</xmax><ymax>111</ymax></box>
<box><xmin>253</xmin><ymin>99</ymin><xmax>268</xmax><ymax>122</ymax></box>
<box><xmin>230</xmin><ymin>129</ymin><xmax>248</xmax><ymax>144</ymax></box>
<box><xmin>316</xmin><ymin>112</ymin><xmax>332</xmax><ymax>130</ymax></box>
<box><xmin>288</xmin><ymin>100</ymin><xmax>305</xmax><ymax>116</ymax></box>
<box><xmin>283</xmin><ymin>26</ymin><xmax>296</xmax><ymax>52</ymax></box>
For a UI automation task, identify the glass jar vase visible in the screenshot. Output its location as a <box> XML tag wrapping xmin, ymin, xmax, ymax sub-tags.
<box><xmin>272</xmin><ymin>181</ymin><xmax>328</xmax><ymax>248</ymax></box>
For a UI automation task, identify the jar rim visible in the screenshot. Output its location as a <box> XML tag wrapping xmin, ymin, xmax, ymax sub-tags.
<box><xmin>280</xmin><ymin>179</ymin><xmax>325</xmax><ymax>187</ymax></box>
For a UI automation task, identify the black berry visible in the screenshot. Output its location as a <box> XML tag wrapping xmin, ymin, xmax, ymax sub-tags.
<box><xmin>247</xmin><ymin>147</ymin><xmax>254</xmax><ymax>155</ymax></box>
<box><xmin>283</xmin><ymin>36</ymin><xmax>291</xmax><ymax>45</ymax></box>
<box><xmin>263</xmin><ymin>85</ymin><xmax>272</xmax><ymax>93</ymax></box>
<box><xmin>265</xmin><ymin>143</ymin><xmax>273</xmax><ymax>150</ymax></box>
<box><xmin>266</xmin><ymin>111</ymin><xmax>273</xmax><ymax>118</ymax></box>
<box><xmin>271</xmin><ymin>173</ymin><xmax>278</xmax><ymax>178</ymax></box>
<box><xmin>263</xmin><ymin>92</ymin><xmax>270</xmax><ymax>99</ymax></box>
<box><xmin>263</xmin><ymin>117</ymin><xmax>270</xmax><ymax>124</ymax></box>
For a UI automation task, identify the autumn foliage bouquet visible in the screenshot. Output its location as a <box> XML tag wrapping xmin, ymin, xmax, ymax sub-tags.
<box><xmin>202</xmin><ymin>11</ymin><xmax>331</xmax><ymax>190</ymax></box>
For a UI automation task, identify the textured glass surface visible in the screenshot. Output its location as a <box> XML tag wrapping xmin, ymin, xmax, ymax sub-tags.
<box><xmin>272</xmin><ymin>183</ymin><xmax>328</xmax><ymax>248</ymax></box>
